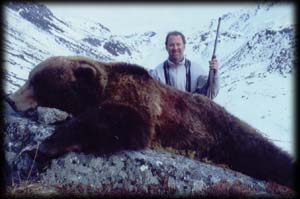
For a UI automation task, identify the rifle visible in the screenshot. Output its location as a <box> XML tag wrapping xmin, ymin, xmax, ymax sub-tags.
<box><xmin>207</xmin><ymin>17</ymin><xmax>221</xmax><ymax>99</ymax></box>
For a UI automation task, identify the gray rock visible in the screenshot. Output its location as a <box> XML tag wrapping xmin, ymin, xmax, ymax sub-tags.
<box><xmin>37</xmin><ymin>106</ymin><xmax>70</xmax><ymax>124</ymax></box>
<box><xmin>40</xmin><ymin>150</ymin><xmax>270</xmax><ymax>196</ymax></box>
<box><xmin>4</xmin><ymin>108</ymin><xmax>55</xmax><ymax>183</ymax></box>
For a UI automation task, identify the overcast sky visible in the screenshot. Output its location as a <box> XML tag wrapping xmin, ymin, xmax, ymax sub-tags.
<box><xmin>47</xmin><ymin>3</ymin><xmax>257</xmax><ymax>34</ymax></box>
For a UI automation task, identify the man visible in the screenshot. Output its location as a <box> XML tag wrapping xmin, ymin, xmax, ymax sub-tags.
<box><xmin>150</xmin><ymin>31</ymin><xmax>220</xmax><ymax>99</ymax></box>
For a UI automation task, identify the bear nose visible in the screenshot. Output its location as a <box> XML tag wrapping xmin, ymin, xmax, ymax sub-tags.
<box><xmin>4</xmin><ymin>94</ymin><xmax>18</xmax><ymax>112</ymax></box>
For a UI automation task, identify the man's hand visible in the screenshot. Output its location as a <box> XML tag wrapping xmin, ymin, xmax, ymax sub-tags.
<box><xmin>209</xmin><ymin>58</ymin><xmax>219</xmax><ymax>70</ymax></box>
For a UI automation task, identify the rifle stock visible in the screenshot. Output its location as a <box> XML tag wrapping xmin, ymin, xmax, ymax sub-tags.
<box><xmin>207</xmin><ymin>17</ymin><xmax>221</xmax><ymax>99</ymax></box>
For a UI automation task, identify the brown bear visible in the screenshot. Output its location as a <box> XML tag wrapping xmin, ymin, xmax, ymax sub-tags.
<box><xmin>6</xmin><ymin>56</ymin><xmax>294</xmax><ymax>188</ymax></box>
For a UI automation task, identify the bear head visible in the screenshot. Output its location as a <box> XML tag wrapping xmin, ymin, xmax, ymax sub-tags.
<box><xmin>6</xmin><ymin>56</ymin><xmax>109</xmax><ymax>115</ymax></box>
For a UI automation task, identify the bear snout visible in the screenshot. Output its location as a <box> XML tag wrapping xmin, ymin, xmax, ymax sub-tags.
<box><xmin>6</xmin><ymin>82</ymin><xmax>38</xmax><ymax>113</ymax></box>
<box><xmin>5</xmin><ymin>94</ymin><xmax>18</xmax><ymax>112</ymax></box>
<box><xmin>5</xmin><ymin>94</ymin><xmax>38</xmax><ymax>118</ymax></box>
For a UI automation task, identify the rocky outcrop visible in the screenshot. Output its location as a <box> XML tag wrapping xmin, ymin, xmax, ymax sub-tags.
<box><xmin>40</xmin><ymin>150</ymin><xmax>270</xmax><ymax>196</ymax></box>
<box><xmin>3</xmin><ymin>102</ymin><xmax>294</xmax><ymax>196</ymax></box>
<box><xmin>7</xmin><ymin>2</ymin><xmax>65</xmax><ymax>33</ymax></box>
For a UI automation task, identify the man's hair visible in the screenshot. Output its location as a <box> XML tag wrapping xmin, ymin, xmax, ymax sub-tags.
<box><xmin>165</xmin><ymin>31</ymin><xmax>186</xmax><ymax>46</ymax></box>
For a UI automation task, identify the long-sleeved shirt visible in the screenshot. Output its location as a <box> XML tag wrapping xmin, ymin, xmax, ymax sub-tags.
<box><xmin>149</xmin><ymin>58</ymin><xmax>220</xmax><ymax>99</ymax></box>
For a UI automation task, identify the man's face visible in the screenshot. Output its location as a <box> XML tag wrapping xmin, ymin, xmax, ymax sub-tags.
<box><xmin>166</xmin><ymin>35</ymin><xmax>185</xmax><ymax>64</ymax></box>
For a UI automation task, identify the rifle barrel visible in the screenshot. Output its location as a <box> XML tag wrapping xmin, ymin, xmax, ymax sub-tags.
<box><xmin>212</xmin><ymin>17</ymin><xmax>221</xmax><ymax>59</ymax></box>
<box><xmin>207</xmin><ymin>17</ymin><xmax>221</xmax><ymax>100</ymax></box>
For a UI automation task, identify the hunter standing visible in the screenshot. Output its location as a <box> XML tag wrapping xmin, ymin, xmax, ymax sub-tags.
<box><xmin>150</xmin><ymin>31</ymin><xmax>220</xmax><ymax>99</ymax></box>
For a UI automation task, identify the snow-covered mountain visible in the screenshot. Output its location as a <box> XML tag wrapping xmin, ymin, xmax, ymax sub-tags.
<box><xmin>4</xmin><ymin>2</ymin><xmax>155</xmax><ymax>91</ymax></box>
<box><xmin>3</xmin><ymin>2</ymin><xmax>295</xmax><ymax>156</ymax></box>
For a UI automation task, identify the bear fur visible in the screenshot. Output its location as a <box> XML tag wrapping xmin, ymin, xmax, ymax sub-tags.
<box><xmin>7</xmin><ymin>56</ymin><xmax>294</xmax><ymax>188</ymax></box>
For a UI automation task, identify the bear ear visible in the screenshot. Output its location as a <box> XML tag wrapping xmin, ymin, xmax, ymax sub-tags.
<box><xmin>73</xmin><ymin>64</ymin><xmax>97</xmax><ymax>81</ymax></box>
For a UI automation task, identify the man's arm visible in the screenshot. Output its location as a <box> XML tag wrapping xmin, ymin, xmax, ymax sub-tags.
<box><xmin>209</xmin><ymin>71</ymin><xmax>220</xmax><ymax>99</ymax></box>
<box><xmin>193</xmin><ymin>72</ymin><xmax>219</xmax><ymax>99</ymax></box>
<box><xmin>148</xmin><ymin>65</ymin><xmax>164</xmax><ymax>84</ymax></box>
<box><xmin>149</xmin><ymin>69</ymin><xmax>160</xmax><ymax>81</ymax></box>
<box><xmin>193</xmin><ymin>59</ymin><xmax>220</xmax><ymax>99</ymax></box>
